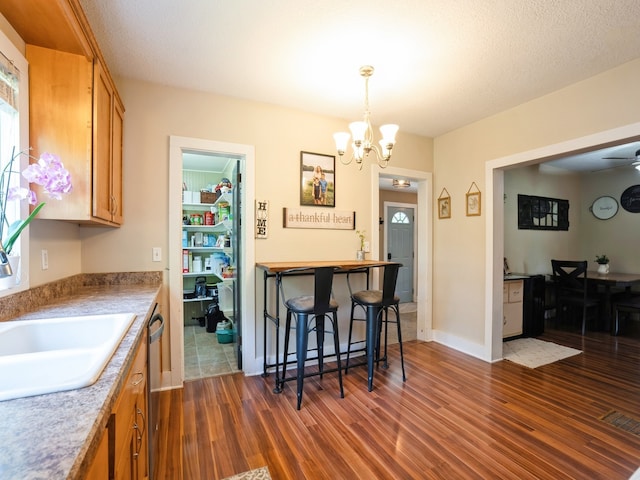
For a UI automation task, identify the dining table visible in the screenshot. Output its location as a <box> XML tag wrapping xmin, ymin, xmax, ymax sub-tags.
<box><xmin>587</xmin><ymin>271</ymin><xmax>640</xmax><ymax>331</ymax></box>
<box><xmin>256</xmin><ymin>259</ymin><xmax>394</xmax><ymax>394</ymax></box>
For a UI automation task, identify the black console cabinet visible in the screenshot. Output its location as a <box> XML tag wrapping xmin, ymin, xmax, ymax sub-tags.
<box><xmin>523</xmin><ymin>274</ymin><xmax>545</xmax><ymax>336</ymax></box>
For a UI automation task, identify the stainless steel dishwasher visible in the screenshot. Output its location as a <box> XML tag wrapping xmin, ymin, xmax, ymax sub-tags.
<box><xmin>147</xmin><ymin>305</ymin><xmax>165</xmax><ymax>480</ymax></box>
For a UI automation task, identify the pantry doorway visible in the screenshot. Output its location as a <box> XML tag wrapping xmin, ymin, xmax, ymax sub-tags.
<box><xmin>168</xmin><ymin>136</ymin><xmax>255</xmax><ymax>388</ymax></box>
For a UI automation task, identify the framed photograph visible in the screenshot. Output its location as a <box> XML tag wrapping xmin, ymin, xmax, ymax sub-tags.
<box><xmin>300</xmin><ymin>151</ymin><xmax>335</xmax><ymax>207</ymax></box>
<box><xmin>438</xmin><ymin>196</ymin><xmax>451</xmax><ymax>219</ymax></box>
<box><xmin>466</xmin><ymin>191</ymin><xmax>481</xmax><ymax>216</ymax></box>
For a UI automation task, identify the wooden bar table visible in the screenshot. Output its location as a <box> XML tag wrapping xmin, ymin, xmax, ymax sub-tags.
<box><xmin>256</xmin><ymin>260</ymin><xmax>393</xmax><ymax>393</ymax></box>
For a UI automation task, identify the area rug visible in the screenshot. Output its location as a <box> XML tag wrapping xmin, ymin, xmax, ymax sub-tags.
<box><xmin>399</xmin><ymin>302</ymin><xmax>417</xmax><ymax>314</ymax></box>
<box><xmin>503</xmin><ymin>338</ymin><xmax>581</xmax><ymax>368</ymax></box>
<box><xmin>222</xmin><ymin>466</ymin><xmax>271</xmax><ymax>480</ymax></box>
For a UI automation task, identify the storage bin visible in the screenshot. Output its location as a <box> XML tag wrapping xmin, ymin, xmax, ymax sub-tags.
<box><xmin>200</xmin><ymin>191</ymin><xmax>216</xmax><ymax>204</ymax></box>
<box><xmin>216</xmin><ymin>329</ymin><xmax>234</xmax><ymax>344</ymax></box>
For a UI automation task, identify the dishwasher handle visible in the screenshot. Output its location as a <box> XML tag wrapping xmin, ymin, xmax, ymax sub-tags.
<box><xmin>148</xmin><ymin>313</ymin><xmax>164</xmax><ymax>344</ymax></box>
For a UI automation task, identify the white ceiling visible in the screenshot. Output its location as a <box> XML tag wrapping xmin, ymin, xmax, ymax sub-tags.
<box><xmin>79</xmin><ymin>0</ymin><xmax>640</xmax><ymax>177</ymax></box>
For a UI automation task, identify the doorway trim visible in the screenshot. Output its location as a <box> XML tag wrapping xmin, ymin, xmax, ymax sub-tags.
<box><xmin>372</xmin><ymin>167</ymin><xmax>433</xmax><ymax>341</ymax></box>
<box><xmin>485</xmin><ymin>121</ymin><xmax>640</xmax><ymax>362</ymax></box>
<box><xmin>168</xmin><ymin>136</ymin><xmax>256</xmax><ymax>388</ymax></box>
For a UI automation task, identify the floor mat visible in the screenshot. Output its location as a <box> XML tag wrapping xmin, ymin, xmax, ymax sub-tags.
<box><xmin>222</xmin><ymin>466</ymin><xmax>271</xmax><ymax>480</ymax></box>
<box><xmin>503</xmin><ymin>337</ymin><xmax>581</xmax><ymax>368</ymax></box>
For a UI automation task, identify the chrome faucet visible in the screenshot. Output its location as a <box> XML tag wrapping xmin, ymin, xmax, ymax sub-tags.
<box><xmin>0</xmin><ymin>246</ymin><xmax>12</xmax><ymax>277</ymax></box>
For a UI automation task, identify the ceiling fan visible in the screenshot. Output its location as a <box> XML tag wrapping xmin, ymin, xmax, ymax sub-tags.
<box><xmin>602</xmin><ymin>148</ymin><xmax>640</xmax><ymax>170</ymax></box>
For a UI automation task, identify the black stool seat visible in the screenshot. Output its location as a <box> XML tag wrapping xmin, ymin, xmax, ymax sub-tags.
<box><xmin>285</xmin><ymin>296</ymin><xmax>339</xmax><ymax>313</ymax></box>
<box><xmin>352</xmin><ymin>290</ymin><xmax>400</xmax><ymax>306</ymax></box>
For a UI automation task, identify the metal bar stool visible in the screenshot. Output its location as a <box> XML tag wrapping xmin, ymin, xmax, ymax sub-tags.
<box><xmin>281</xmin><ymin>266</ymin><xmax>344</xmax><ymax>410</ymax></box>
<box><xmin>346</xmin><ymin>262</ymin><xmax>406</xmax><ymax>392</ymax></box>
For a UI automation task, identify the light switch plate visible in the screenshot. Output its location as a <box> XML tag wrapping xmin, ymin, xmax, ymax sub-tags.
<box><xmin>152</xmin><ymin>247</ymin><xmax>162</xmax><ymax>262</ymax></box>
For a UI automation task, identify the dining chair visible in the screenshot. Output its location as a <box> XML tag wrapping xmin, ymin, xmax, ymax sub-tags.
<box><xmin>282</xmin><ymin>266</ymin><xmax>344</xmax><ymax>410</ymax></box>
<box><xmin>346</xmin><ymin>262</ymin><xmax>406</xmax><ymax>391</ymax></box>
<box><xmin>612</xmin><ymin>292</ymin><xmax>640</xmax><ymax>335</ymax></box>
<box><xmin>550</xmin><ymin>259</ymin><xmax>601</xmax><ymax>335</ymax></box>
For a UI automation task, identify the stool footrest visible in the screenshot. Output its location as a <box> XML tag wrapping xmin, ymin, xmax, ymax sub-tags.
<box><xmin>279</xmin><ymin>365</ymin><xmax>342</xmax><ymax>384</ymax></box>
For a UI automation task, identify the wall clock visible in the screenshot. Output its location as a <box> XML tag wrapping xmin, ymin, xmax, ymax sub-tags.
<box><xmin>590</xmin><ymin>195</ymin><xmax>618</xmax><ymax>220</ymax></box>
<box><xmin>620</xmin><ymin>185</ymin><xmax>640</xmax><ymax>213</ymax></box>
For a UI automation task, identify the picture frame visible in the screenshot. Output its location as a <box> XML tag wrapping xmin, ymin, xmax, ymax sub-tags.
<box><xmin>466</xmin><ymin>191</ymin><xmax>481</xmax><ymax>216</ymax></box>
<box><xmin>438</xmin><ymin>196</ymin><xmax>451</xmax><ymax>219</ymax></box>
<box><xmin>517</xmin><ymin>194</ymin><xmax>569</xmax><ymax>230</ymax></box>
<box><xmin>465</xmin><ymin>181</ymin><xmax>482</xmax><ymax>217</ymax></box>
<box><xmin>300</xmin><ymin>151</ymin><xmax>335</xmax><ymax>207</ymax></box>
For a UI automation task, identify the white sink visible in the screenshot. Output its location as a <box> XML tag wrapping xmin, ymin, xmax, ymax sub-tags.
<box><xmin>0</xmin><ymin>313</ymin><xmax>136</xmax><ymax>401</ymax></box>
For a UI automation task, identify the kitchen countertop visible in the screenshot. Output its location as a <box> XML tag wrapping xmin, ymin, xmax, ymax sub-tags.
<box><xmin>503</xmin><ymin>273</ymin><xmax>531</xmax><ymax>280</ymax></box>
<box><xmin>0</xmin><ymin>278</ymin><xmax>161</xmax><ymax>480</ymax></box>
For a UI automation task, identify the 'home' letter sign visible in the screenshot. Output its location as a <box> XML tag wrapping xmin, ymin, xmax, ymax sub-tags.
<box><xmin>256</xmin><ymin>200</ymin><xmax>268</xmax><ymax>238</ymax></box>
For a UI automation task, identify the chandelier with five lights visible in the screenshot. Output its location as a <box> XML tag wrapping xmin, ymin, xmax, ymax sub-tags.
<box><xmin>333</xmin><ymin>65</ymin><xmax>398</xmax><ymax>169</ymax></box>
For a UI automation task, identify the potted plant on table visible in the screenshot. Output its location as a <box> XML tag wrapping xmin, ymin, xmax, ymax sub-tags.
<box><xmin>595</xmin><ymin>254</ymin><xmax>610</xmax><ymax>275</ymax></box>
<box><xmin>0</xmin><ymin>147</ymin><xmax>72</xmax><ymax>279</ymax></box>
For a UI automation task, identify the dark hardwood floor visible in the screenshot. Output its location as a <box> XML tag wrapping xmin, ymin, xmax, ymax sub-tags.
<box><xmin>154</xmin><ymin>326</ymin><xmax>640</xmax><ymax>480</ymax></box>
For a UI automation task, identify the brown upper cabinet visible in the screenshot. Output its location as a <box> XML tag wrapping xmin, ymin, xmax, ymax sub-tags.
<box><xmin>0</xmin><ymin>0</ymin><xmax>125</xmax><ymax>226</ymax></box>
<box><xmin>92</xmin><ymin>59</ymin><xmax>124</xmax><ymax>225</ymax></box>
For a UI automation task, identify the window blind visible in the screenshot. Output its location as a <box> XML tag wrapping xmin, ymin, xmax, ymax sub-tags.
<box><xmin>0</xmin><ymin>49</ymin><xmax>19</xmax><ymax>113</ymax></box>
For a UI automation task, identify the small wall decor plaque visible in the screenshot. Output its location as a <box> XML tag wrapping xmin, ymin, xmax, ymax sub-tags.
<box><xmin>283</xmin><ymin>208</ymin><xmax>355</xmax><ymax>230</ymax></box>
<box><xmin>620</xmin><ymin>184</ymin><xmax>640</xmax><ymax>213</ymax></box>
<box><xmin>438</xmin><ymin>188</ymin><xmax>451</xmax><ymax>219</ymax></box>
<box><xmin>590</xmin><ymin>196</ymin><xmax>618</xmax><ymax>220</ymax></box>
<box><xmin>466</xmin><ymin>182</ymin><xmax>481</xmax><ymax>217</ymax></box>
<box><xmin>255</xmin><ymin>200</ymin><xmax>268</xmax><ymax>238</ymax></box>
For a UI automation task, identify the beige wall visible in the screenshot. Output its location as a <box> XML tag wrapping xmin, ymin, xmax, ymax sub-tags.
<box><xmin>504</xmin><ymin>166</ymin><xmax>582</xmax><ymax>275</ymax></box>
<box><xmin>434</xmin><ymin>58</ymin><xmax>640</xmax><ymax>352</ymax></box>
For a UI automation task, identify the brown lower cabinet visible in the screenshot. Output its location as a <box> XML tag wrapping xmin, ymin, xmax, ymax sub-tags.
<box><xmin>86</xmin><ymin>330</ymin><xmax>148</xmax><ymax>480</ymax></box>
<box><xmin>86</xmin><ymin>426</ymin><xmax>109</xmax><ymax>480</ymax></box>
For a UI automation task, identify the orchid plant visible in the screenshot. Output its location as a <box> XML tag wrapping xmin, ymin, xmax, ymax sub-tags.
<box><xmin>0</xmin><ymin>147</ymin><xmax>72</xmax><ymax>255</ymax></box>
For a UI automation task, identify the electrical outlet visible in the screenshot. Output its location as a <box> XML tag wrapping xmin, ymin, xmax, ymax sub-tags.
<box><xmin>363</xmin><ymin>241</ymin><xmax>370</xmax><ymax>253</ymax></box>
<box><xmin>152</xmin><ymin>247</ymin><xmax>162</xmax><ymax>262</ymax></box>
<box><xmin>41</xmin><ymin>249</ymin><xmax>49</xmax><ymax>270</ymax></box>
